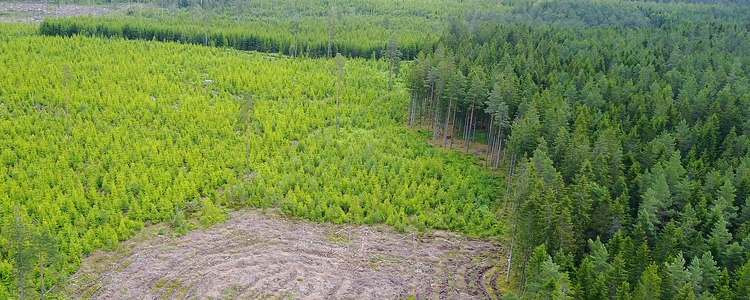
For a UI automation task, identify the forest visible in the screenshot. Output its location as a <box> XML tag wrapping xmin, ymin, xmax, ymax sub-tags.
<box><xmin>3</xmin><ymin>0</ymin><xmax>750</xmax><ymax>299</ymax></box>
<box><xmin>402</xmin><ymin>2</ymin><xmax>750</xmax><ymax>299</ymax></box>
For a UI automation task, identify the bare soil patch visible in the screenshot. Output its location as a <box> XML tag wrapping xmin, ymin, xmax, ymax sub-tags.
<box><xmin>67</xmin><ymin>209</ymin><xmax>509</xmax><ymax>299</ymax></box>
<box><xmin>0</xmin><ymin>2</ymin><xmax>131</xmax><ymax>24</ymax></box>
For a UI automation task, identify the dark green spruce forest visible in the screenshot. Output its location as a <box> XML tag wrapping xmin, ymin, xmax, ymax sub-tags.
<box><xmin>2</xmin><ymin>0</ymin><xmax>750</xmax><ymax>299</ymax></box>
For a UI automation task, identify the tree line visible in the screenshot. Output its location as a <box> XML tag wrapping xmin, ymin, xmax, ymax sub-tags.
<box><xmin>38</xmin><ymin>14</ymin><xmax>429</xmax><ymax>60</ymax></box>
<box><xmin>35</xmin><ymin>0</ymin><xmax>750</xmax><ymax>60</ymax></box>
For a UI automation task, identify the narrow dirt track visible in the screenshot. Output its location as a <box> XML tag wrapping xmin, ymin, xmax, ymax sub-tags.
<box><xmin>71</xmin><ymin>210</ymin><xmax>508</xmax><ymax>299</ymax></box>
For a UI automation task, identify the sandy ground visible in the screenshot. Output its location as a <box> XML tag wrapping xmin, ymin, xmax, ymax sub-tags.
<box><xmin>68</xmin><ymin>209</ymin><xmax>510</xmax><ymax>300</ymax></box>
<box><xmin>0</xmin><ymin>2</ymin><xmax>131</xmax><ymax>24</ymax></box>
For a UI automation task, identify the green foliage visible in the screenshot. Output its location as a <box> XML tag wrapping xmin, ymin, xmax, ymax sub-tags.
<box><xmin>734</xmin><ymin>260</ymin><xmax>750</xmax><ymax>300</ymax></box>
<box><xmin>199</xmin><ymin>199</ymin><xmax>225</xmax><ymax>227</ymax></box>
<box><xmin>7</xmin><ymin>0</ymin><xmax>750</xmax><ymax>296</ymax></box>
<box><xmin>688</xmin><ymin>251</ymin><xmax>721</xmax><ymax>295</ymax></box>
<box><xmin>677</xmin><ymin>283</ymin><xmax>697</xmax><ymax>300</ymax></box>
<box><xmin>713</xmin><ymin>268</ymin><xmax>734</xmax><ymax>300</ymax></box>
<box><xmin>0</xmin><ymin>25</ymin><xmax>503</xmax><ymax>295</ymax></box>
<box><xmin>634</xmin><ymin>263</ymin><xmax>661</xmax><ymax>300</ymax></box>
<box><xmin>664</xmin><ymin>253</ymin><xmax>690</xmax><ymax>300</ymax></box>
<box><xmin>405</xmin><ymin>0</ymin><xmax>750</xmax><ymax>295</ymax></box>
<box><xmin>522</xmin><ymin>244</ymin><xmax>572</xmax><ymax>300</ymax></box>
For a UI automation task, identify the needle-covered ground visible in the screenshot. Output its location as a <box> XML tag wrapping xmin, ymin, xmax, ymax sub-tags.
<box><xmin>68</xmin><ymin>209</ymin><xmax>508</xmax><ymax>300</ymax></box>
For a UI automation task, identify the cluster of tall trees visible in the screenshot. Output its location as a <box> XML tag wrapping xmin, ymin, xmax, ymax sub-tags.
<box><xmin>405</xmin><ymin>43</ymin><xmax>514</xmax><ymax>182</ymax></box>
<box><xmin>408</xmin><ymin>2</ymin><xmax>750</xmax><ymax>297</ymax></box>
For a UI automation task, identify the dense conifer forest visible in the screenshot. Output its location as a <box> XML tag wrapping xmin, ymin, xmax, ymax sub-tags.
<box><xmin>408</xmin><ymin>15</ymin><xmax>750</xmax><ymax>299</ymax></box>
<box><xmin>2</xmin><ymin>0</ymin><xmax>750</xmax><ymax>298</ymax></box>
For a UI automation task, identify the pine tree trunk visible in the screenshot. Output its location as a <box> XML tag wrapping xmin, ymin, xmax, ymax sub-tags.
<box><xmin>430</xmin><ymin>100</ymin><xmax>437</xmax><ymax>140</ymax></box>
<box><xmin>412</xmin><ymin>94</ymin><xmax>418</xmax><ymax>128</ymax></box>
<box><xmin>487</xmin><ymin>114</ymin><xmax>492</xmax><ymax>145</ymax></box>
<box><xmin>407</xmin><ymin>92</ymin><xmax>414</xmax><ymax>127</ymax></box>
<box><xmin>504</xmin><ymin>151</ymin><xmax>516</xmax><ymax>211</ymax></box>
<box><xmin>497</xmin><ymin>140</ymin><xmax>503</xmax><ymax>169</ymax></box>
<box><xmin>492</xmin><ymin>135</ymin><xmax>499</xmax><ymax>179</ymax></box>
<box><xmin>464</xmin><ymin>111</ymin><xmax>469</xmax><ymax>146</ymax></box>
<box><xmin>406</xmin><ymin>96</ymin><xmax>414</xmax><ymax>127</ymax></box>
<box><xmin>424</xmin><ymin>95</ymin><xmax>428</xmax><ymax>126</ymax></box>
<box><xmin>484</xmin><ymin>114</ymin><xmax>494</xmax><ymax>170</ymax></box>
<box><xmin>428</xmin><ymin>84</ymin><xmax>434</xmax><ymax>129</ymax></box>
<box><xmin>465</xmin><ymin>99</ymin><xmax>475</xmax><ymax>154</ymax></box>
<box><xmin>493</xmin><ymin>137</ymin><xmax>501</xmax><ymax>176</ymax></box>
<box><xmin>493</xmin><ymin>129</ymin><xmax>503</xmax><ymax>178</ymax></box>
<box><xmin>463</xmin><ymin>109</ymin><xmax>470</xmax><ymax>141</ymax></box>
<box><xmin>336</xmin><ymin>81</ymin><xmax>339</xmax><ymax>130</ymax></box>
<box><xmin>494</xmin><ymin>128</ymin><xmax>503</xmax><ymax>171</ymax></box>
<box><xmin>443</xmin><ymin>97</ymin><xmax>452</xmax><ymax>149</ymax></box>
<box><xmin>419</xmin><ymin>95</ymin><xmax>425</xmax><ymax>126</ymax></box>
<box><xmin>327</xmin><ymin>36</ymin><xmax>331</xmax><ymax>60</ymax></box>
<box><xmin>449</xmin><ymin>106</ymin><xmax>457</xmax><ymax>150</ymax></box>
<box><xmin>472</xmin><ymin>118</ymin><xmax>477</xmax><ymax>143</ymax></box>
<box><xmin>493</xmin><ymin>140</ymin><xmax>498</xmax><ymax>179</ymax></box>
<box><xmin>433</xmin><ymin>97</ymin><xmax>440</xmax><ymax>141</ymax></box>
<box><xmin>411</xmin><ymin>93</ymin><xmax>418</xmax><ymax>129</ymax></box>
<box><xmin>506</xmin><ymin>226</ymin><xmax>516</xmax><ymax>283</ymax></box>
<box><xmin>515</xmin><ymin>166</ymin><xmax>529</xmax><ymax>293</ymax></box>
<box><xmin>432</xmin><ymin>107</ymin><xmax>437</xmax><ymax>141</ymax></box>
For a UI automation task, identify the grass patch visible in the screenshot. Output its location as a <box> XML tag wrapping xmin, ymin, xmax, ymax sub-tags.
<box><xmin>155</xmin><ymin>279</ymin><xmax>168</xmax><ymax>289</ymax></box>
<box><xmin>81</xmin><ymin>284</ymin><xmax>99</xmax><ymax>299</ymax></box>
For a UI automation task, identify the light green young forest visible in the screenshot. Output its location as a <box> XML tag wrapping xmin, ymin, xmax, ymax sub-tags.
<box><xmin>0</xmin><ymin>24</ymin><xmax>501</xmax><ymax>298</ymax></box>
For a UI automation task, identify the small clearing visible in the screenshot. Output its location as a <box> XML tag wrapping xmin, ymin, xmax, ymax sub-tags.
<box><xmin>408</xmin><ymin>123</ymin><xmax>509</xmax><ymax>174</ymax></box>
<box><xmin>68</xmin><ymin>209</ymin><xmax>509</xmax><ymax>299</ymax></box>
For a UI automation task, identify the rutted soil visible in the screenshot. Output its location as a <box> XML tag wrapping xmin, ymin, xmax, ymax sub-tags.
<box><xmin>69</xmin><ymin>210</ymin><xmax>509</xmax><ymax>299</ymax></box>
<box><xmin>0</xmin><ymin>2</ymin><xmax>131</xmax><ymax>24</ymax></box>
